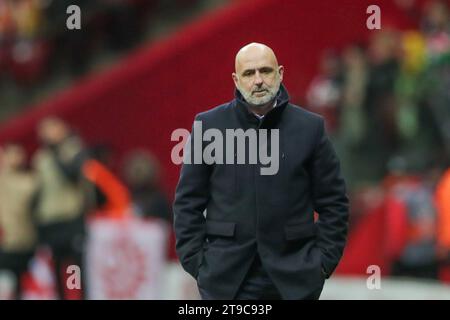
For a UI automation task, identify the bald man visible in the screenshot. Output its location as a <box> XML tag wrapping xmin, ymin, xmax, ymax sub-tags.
<box><xmin>174</xmin><ymin>43</ymin><xmax>349</xmax><ymax>300</ymax></box>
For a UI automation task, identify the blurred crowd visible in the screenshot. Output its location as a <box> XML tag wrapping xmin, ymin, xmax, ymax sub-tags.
<box><xmin>0</xmin><ymin>0</ymin><xmax>202</xmax><ymax>118</ymax></box>
<box><xmin>305</xmin><ymin>0</ymin><xmax>450</xmax><ymax>281</ymax></box>
<box><xmin>0</xmin><ymin>0</ymin><xmax>156</xmax><ymax>84</ymax></box>
<box><xmin>0</xmin><ymin>117</ymin><xmax>171</xmax><ymax>299</ymax></box>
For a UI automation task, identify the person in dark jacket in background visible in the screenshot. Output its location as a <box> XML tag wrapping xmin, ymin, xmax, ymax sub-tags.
<box><xmin>32</xmin><ymin>117</ymin><xmax>91</xmax><ymax>299</ymax></box>
<box><xmin>122</xmin><ymin>150</ymin><xmax>171</xmax><ymax>223</ymax></box>
<box><xmin>173</xmin><ymin>43</ymin><xmax>349</xmax><ymax>300</ymax></box>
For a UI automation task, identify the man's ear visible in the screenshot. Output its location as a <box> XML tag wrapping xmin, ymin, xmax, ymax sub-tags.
<box><xmin>278</xmin><ymin>66</ymin><xmax>284</xmax><ymax>82</ymax></box>
<box><xmin>232</xmin><ymin>73</ymin><xmax>239</xmax><ymax>88</ymax></box>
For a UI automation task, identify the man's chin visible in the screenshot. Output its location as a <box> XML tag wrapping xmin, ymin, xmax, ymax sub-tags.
<box><xmin>247</xmin><ymin>97</ymin><xmax>274</xmax><ymax>107</ymax></box>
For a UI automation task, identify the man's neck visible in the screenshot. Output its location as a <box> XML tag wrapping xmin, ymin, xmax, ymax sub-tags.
<box><xmin>248</xmin><ymin>99</ymin><xmax>276</xmax><ymax>117</ymax></box>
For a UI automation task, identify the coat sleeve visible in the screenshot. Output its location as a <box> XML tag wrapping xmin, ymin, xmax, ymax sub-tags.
<box><xmin>173</xmin><ymin>115</ymin><xmax>212</xmax><ymax>279</ymax></box>
<box><xmin>310</xmin><ymin>117</ymin><xmax>349</xmax><ymax>278</ymax></box>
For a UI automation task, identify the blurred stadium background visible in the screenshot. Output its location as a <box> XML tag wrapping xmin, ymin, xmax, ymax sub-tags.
<box><xmin>0</xmin><ymin>0</ymin><xmax>450</xmax><ymax>299</ymax></box>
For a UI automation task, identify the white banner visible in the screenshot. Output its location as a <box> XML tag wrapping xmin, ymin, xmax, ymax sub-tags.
<box><xmin>86</xmin><ymin>217</ymin><xmax>169</xmax><ymax>300</ymax></box>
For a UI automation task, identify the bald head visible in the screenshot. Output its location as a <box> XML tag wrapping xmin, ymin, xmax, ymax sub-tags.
<box><xmin>234</xmin><ymin>43</ymin><xmax>279</xmax><ymax>73</ymax></box>
<box><xmin>232</xmin><ymin>43</ymin><xmax>284</xmax><ymax>107</ymax></box>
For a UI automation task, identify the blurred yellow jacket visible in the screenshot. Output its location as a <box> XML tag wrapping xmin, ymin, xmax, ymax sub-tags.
<box><xmin>0</xmin><ymin>170</ymin><xmax>37</xmax><ymax>252</ymax></box>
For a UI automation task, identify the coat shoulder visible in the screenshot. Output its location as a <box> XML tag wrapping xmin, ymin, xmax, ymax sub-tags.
<box><xmin>195</xmin><ymin>102</ymin><xmax>234</xmax><ymax>124</ymax></box>
<box><xmin>285</xmin><ymin>104</ymin><xmax>324</xmax><ymax>127</ymax></box>
<box><xmin>286</xmin><ymin>104</ymin><xmax>323</xmax><ymax>121</ymax></box>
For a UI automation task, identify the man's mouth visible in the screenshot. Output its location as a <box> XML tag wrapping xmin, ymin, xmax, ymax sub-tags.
<box><xmin>253</xmin><ymin>89</ymin><xmax>267</xmax><ymax>96</ymax></box>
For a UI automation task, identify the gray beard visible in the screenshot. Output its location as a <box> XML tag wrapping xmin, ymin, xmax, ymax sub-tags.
<box><xmin>239</xmin><ymin>82</ymin><xmax>280</xmax><ymax>107</ymax></box>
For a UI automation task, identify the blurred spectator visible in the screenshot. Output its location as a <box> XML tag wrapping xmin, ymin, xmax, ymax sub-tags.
<box><xmin>421</xmin><ymin>0</ymin><xmax>450</xmax><ymax>59</ymax></box>
<box><xmin>383</xmin><ymin>164</ymin><xmax>439</xmax><ymax>280</ymax></box>
<box><xmin>420</xmin><ymin>54</ymin><xmax>450</xmax><ymax>162</ymax></box>
<box><xmin>83</xmin><ymin>144</ymin><xmax>131</xmax><ymax>218</ymax></box>
<box><xmin>2</xmin><ymin>0</ymin><xmax>50</xmax><ymax>86</ymax></box>
<box><xmin>32</xmin><ymin>117</ymin><xmax>91</xmax><ymax>299</ymax></box>
<box><xmin>306</xmin><ymin>50</ymin><xmax>343</xmax><ymax>134</ymax></box>
<box><xmin>364</xmin><ymin>29</ymin><xmax>401</xmax><ymax>179</ymax></box>
<box><xmin>0</xmin><ymin>0</ymin><xmax>14</xmax><ymax>81</ymax></box>
<box><xmin>337</xmin><ymin>44</ymin><xmax>369</xmax><ymax>188</ymax></box>
<box><xmin>122</xmin><ymin>150</ymin><xmax>171</xmax><ymax>223</ymax></box>
<box><xmin>12</xmin><ymin>0</ymin><xmax>43</xmax><ymax>39</ymax></box>
<box><xmin>340</xmin><ymin>44</ymin><xmax>368</xmax><ymax>147</ymax></box>
<box><xmin>395</xmin><ymin>31</ymin><xmax>426</xmax><ymax>138</ymax></box>
<box><xmin>0</xmin><ymin>143</ymin><xmax>38</xmax><ymax>299</ymax></box>
<box><xmin>0</xmin><ymin>1</ymin><xmax>14</xmax><ymax>40</ymax></box>
<box><xmin>392</xmin><ymin>31</ymin><xmax>431</xmax><ymax>170</ymax></box>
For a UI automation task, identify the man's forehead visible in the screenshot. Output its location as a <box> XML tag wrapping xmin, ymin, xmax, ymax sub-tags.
<box><xmin>235</xmin><ymin>44</ymin><xmax>278</xmax><ymax>72</ymax></box>
<box><xmin>236</xmin><ymin>59</ymin><xmax>276</xmax><ymax>72</ymax></box>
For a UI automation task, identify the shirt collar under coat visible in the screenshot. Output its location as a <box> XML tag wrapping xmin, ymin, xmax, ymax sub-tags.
<box><xmin>234</xmin><ymin>83</ymin><xmax>290</xmax><ymax>129</ymax></box>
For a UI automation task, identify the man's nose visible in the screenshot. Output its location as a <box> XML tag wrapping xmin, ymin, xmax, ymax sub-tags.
<box><xmin>254</xmin><ymin>72</ymin><xmax>263</xmax><ymax>85</ymax></box>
